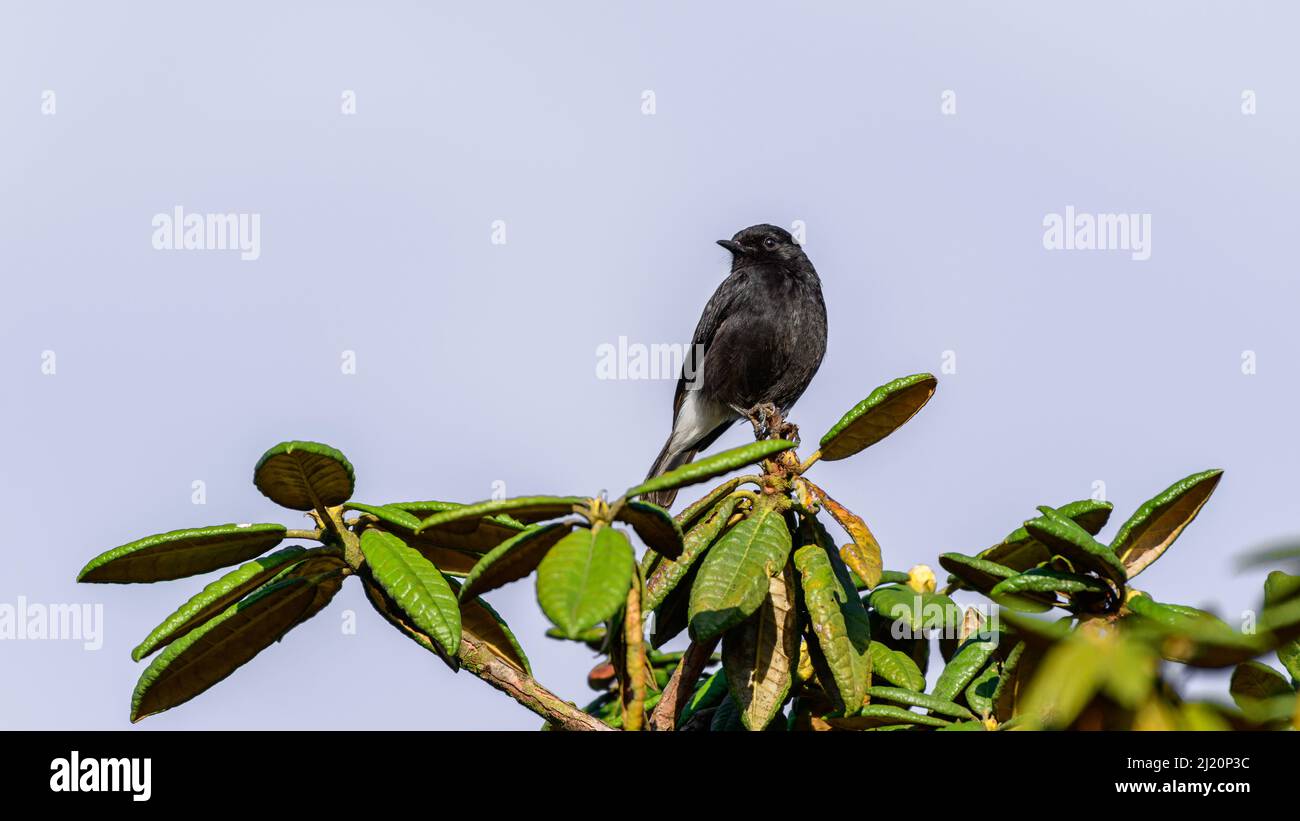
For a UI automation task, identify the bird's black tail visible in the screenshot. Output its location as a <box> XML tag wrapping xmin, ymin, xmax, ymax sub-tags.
<box><xmin>642</xmin><ymin>439</ymin><xmax>698</xmax><ymax>508</ymax></box>
<box><xmin>642</xmin><ymin>419</ymin><xmax>735</xmax><ymax>508</ymax></box>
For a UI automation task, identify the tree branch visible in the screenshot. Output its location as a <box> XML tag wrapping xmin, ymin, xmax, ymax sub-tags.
<box><xmin>648</xmin><ymin>637</ymin><xmax>719</xmax><ymax>731</ymax></box>
<box><xmin>457</xmin><ymin>631</ymin><xmax>613</xmax><ymax>732</ymax></box>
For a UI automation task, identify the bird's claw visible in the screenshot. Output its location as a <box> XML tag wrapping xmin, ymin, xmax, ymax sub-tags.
<box><xmin>743</xmin><ymin>402</ymin><xmax>781</xmax><ymax>441</ymax></box>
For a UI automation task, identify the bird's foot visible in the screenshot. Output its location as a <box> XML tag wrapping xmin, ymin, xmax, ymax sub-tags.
<box><xmin>776</xmin><ymin>420</ymin><xmax>800</xmax><ymax>444</ymax></box>
<box><xmin>743</xmin><ymin>402</ymin><xmax>781</xmax><ymax>440</ymax></box>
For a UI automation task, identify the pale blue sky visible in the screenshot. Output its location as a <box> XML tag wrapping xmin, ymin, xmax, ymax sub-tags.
<box><xmin>2</xmin><ymin>1</ymin><xmax>1297</xmax><ymax>728</ymax></box>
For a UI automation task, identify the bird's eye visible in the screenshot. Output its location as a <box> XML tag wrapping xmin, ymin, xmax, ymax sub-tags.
<box><xmin>763</xmin><ymin>237</ymin><xmax>778</xmax><ymax>249</ymax></box>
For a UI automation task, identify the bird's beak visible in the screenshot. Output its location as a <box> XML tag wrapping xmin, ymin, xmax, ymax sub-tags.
<box><xmin>717</xmin><ymin>239</ymin><xmax>746</xmax><ymax>255</ymax></box>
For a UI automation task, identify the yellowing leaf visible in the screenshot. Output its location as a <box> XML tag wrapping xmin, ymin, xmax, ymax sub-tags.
<box><xmin>723</xmin><ymin>563</ymin><xmax>799</xmax><ymax>730</ymax></box>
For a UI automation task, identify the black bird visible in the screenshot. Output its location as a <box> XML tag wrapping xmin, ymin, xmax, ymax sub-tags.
<box><xmin>644</xmin><ymin>224</ymin><xmax>827</xmax><ymax>507</ymax></box>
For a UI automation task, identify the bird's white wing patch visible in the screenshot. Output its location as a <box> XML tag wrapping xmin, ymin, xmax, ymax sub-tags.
<box><xmin>668</xmin><ymin>386</ymin><xmax>734</xmax><ymax>452</ymax></box>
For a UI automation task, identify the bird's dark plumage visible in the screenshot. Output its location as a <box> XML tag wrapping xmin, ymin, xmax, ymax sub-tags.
<box><xmin>644</xmin><ymin>224</ymin><xmax>827</xmax><ymax>507</ymax></box>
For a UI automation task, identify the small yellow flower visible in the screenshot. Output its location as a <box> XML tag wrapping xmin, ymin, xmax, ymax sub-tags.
<box><xmin>907</xmin><ymin>564</ymin><xmax>936</xmax><ymax>594</ymax></box>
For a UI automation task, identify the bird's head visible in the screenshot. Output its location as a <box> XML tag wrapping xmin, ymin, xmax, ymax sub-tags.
<box><xmin>717</xmin><ymin>224</ymin><xmax>806</xmax><ymax>270</ymax></box>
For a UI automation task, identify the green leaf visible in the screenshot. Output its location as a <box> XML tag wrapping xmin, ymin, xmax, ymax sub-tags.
<box><xmin>848</xmin><ymin>704</ymin><xmax>949</xmax><ymax>728</ymax></box>
<box><xmin>818</xmin><ymin>373</ymin><xmax>936</xmax><ymax>462</ymax></box>
<box><xmin>652</xmin><ymin>664</ymin><xmax>674</xmax><ymax>690</ymax></box>
<box><xmin>458</xmin><ymin>522</ymin><xmax>575</xmax><ymax>601</ymax></box>
<box><xmin>793</xmin><ymin>530</ymin><xmax>872</xmax><ymax>713</ymax></box>
<box><xmin>546</xmin><ymin>626</ymin><xmax>606</xmax><ymax>645</ymax></box>
<box><xmin>969</xmin><ymin>499</ymin><xmax>1114</xmax><ymax>584</ymax></box>
<box><xmin>1060</xmin><ymin>499</ymin><xmax>1116</xmax><ymax>536</ymax></box>
<box><xmin>386</xmin><ymin>499</ymin><xmax>462</xmax><ymax>518</ymax></box>
<box><xmin>688</xmin><ymin>496</ymin><xmax>793</xmax><ymax>642</ymax></box>
<box><xmin>360</xmin><ymin>576</ymin><xmax>455</xmax><ymax>670</ymax></box>
<box><xmin>1229</xmin><ymin>661</ymin><xmax>1292</xmax><ymax>711</ymax></box>
<box><xmin>1110</xmin><ymin>469</ymin><xmax>1222</xmax><ymax>578</ymax></box>
<box><xmin>674</xmin><ymin>477</ymin><xmax>749</xmax><ymax>529</ymax></box>
<box><xmin>581</xmin><ymin>692</ymin><xmax>622</xmax><ymax>727</ymax></box>
<box><xmin>1126</xmin><ymin>592</ymin><xmax>1235</xmax><ymax>628</ymax></box>
<box><xmin>936</xmin><ymin>720</ymin><xmax>987</xmax><ymax>731</ymax></box>
<box><xmin>252</xmin><ymin>441</ymin><xmax>355</xmax><ymax>511</ymax></box>
<box><xmin>389</xmin><ymin>499</ymin><xmax>537</xmax><ymax>533</ymax></box>
<box><xmin>645</xmin><ymin>496</ymin><xmax>740</xmax><ymax>613</ymax></box>
<box><xmin>405</xmin><ymin>521</ymin><xmax>525</xmax><ymax>556</ymax></box>
<box><xmin>1237</xmin><ymin>694</ymin><xmax>1300</xmax><ymax>727</ymax></box>
<box><xmin>345</xmin><ymin>502</ymin><xmax>422</xmax><ymax>531</ymax></box>
<box><xmin>975</xmin><ymin>539</ymin><xmax>1051</xmax><ymax>579</ymax></box>
<box><xmin>932</xmin><ymin>630</ymin><xmax>1001</xmax><ymax>703</ymax></box>
<box><xmin>991</xmin><ymin>641</ymin><xmax>1026</xmax><ymax>722</ymax></box>
<box><xmin>1265</xmin><ymin>570</ymin><xmax>1300</xmax><ymax>608</ymax></box>
<box><xmin>998</xmin><ymin>610</ymin><xmax>1073</xmax><ymax>648</ymax></box>
<box><xmin>1178</xmin><ymin>702</ymin><xmax>1235</xmax><ymax>731</ymax></box>
<box><xmin>415</xmin><ymin>496</ymin><xmax>583</xmax><ymax>534</ymax></box>
<box><xmin>869</xmin><ymin>610</ymin><xmax>931</xmax><ymax>681</ymax></box>
<box><xmin>625</xmin><ymin>440</ymin><xmax>796</xmax><ymax>499</ymax></box>
<box><xmin>1162</xmin><ymin>602</ymin><xmax>1218</xmax><ymax>619</ymax></box>
<box><xmin>616</xmin><ymin>500</ymin><xmax>684</xmax><ymax>560</ymax></box>
<box><xmin>1259</xmin><ymin>595</ymin><xmax>1300</xmax><ymax>644</ymax></box>
<box><xmin>130</xmin><ymin>573</ymin><xmax>343</xmax><ymax>721</ymax></box>
<box><xmin>1109</xmin><ymin>636</ymin><xmax>1159</xmax><ymax>711</ymax></box>
<box><xmin>679</xmin><ymin>670</ymin><xmax>729</xmax><ymax>726</ymax></box>
<box><xmin>865</xmin><ymin>686</ymin><xmax>974</xmax><ymax>720</ymax></box>
<box><xmin>988</xmin><ymin>568</ymin><xmax>1113</xmax><ymax>613</ymax></box>
<box><xmin>1266</xmin><ymin>572</ymin><xmax>1300</xmax><ymax>681</ymax></box>
<box><xmin>868</xmin><ymin>643</ymin><xmax>925</xmax><ymax>691</ymax></box>
<box><xmin>723</xmin><ymin>563</ymin><xmax>799</xmax><ymax>730</ymax></box>
<box><xmin>868</xmin><ymin>586</ymin><xmax>960</xmax><ymax>633</ymax></box>
<box><xmin>964</xmin><ymin>662</ymin><xmax>1000</xmax><ymax>718</ymax></box>
<box><xmin>1023</xmin><ymin>506</ymin><xmax>1127</xmax><ymax>589</ymax></box>
<box><xmin>649</xmin><ymin>561</ymin><xmax>697</xmax><ymax>649</ymax></box>
<box><xmin>1125</xmin><ymin>593</ymin><xmax>1264</xmax><ymax>668</ymax></box>
<box><xmin>1007</xmin><ymin>499</ymin><xmax>1115</xmax><ymax>542</ymax></box>
<box><xmin>377</xmin><ymin>500</ymin><xmax>529</xmax><ymax>558</ymax></box>
<box><xmin>647</xmin><ymin>648</ymin><xmax>692</xmax><ymax>667</ymax></box>
<box><xmin>392</xmin><ymin>541</ymin><xmax>487</xmax><ymax>577</ymax></box>
<box><xmin>130</xmin><ymin>545</ymin><xmax>313</xmax><ymax>660</ymax></box>
<box><xmin>281</xmin><ymin>552</ymin><xmax>350</xmax><ymax>582</ymax></box>
<box><xmin>536</xmin><ymin>526</ymin><xmax>635</xmax><ymax>638</ymax></box>
<box><xmin>878</xmin><ymin>570</ymin><xmax>912</xmax><ymax>586</ymax></box>
<box><xmin>454</xmin><ymin>581</ymin><xmax>532</xmax><ymax>674</ymax></box>
<box><xmin>709</xmin><ymin>693</ymin><xmax>745</xmax><ymax>732</ymax></box>
<box><xmin>79</xmin><ymin>523</ymin><xmax>288</xmax><ymax>583</ymax></box>
<box><xmin>360</xmin><ymin>528</ymin><xmax>461</xmax><ymax>656</ymax></box>
<box><xmin>1016</xmin><ymin>635</ymin><xmax>1105</xmax><ymax>729</ymax></box>
<box><xmin>1238</xmin><ymin>540</ymin><xmax>1300</xmax><ymax>570</ymax></box>
<box><xmin>938</xmin><ymin>553</ymin><xmax>1017</xmax><ymax>594</ymax></box>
